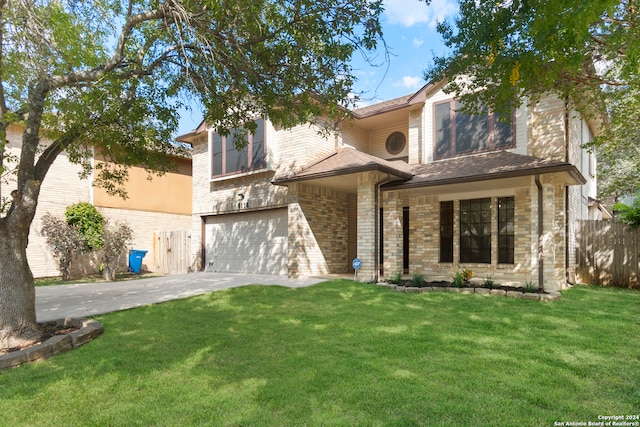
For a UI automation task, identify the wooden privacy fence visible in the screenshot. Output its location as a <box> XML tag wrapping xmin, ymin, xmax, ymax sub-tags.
<box><xmin>575</xmin><ymin>220</ymin><xmax>639</xmax><ymax>288</ymax></box>
<box><xmin>153</xmin><ymin>230</ymin><xmax>191</xmax><ymax>275</ymax></box>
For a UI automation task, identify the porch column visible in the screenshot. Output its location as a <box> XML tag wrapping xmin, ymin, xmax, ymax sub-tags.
<box><xmin>534</xmin><ymin>175</ymin><xmax>565</xmax><ymax>291</ymax></box>
<box><xmin>356</xmin><ymin>171</ymin><xmax>385</xmax><ymax>282</ymax></box>
<box><xmin>382</xmin><ymin>191</ymin><xmax>403</xmax><ymax>276</ymax></box>
<box><xmin>287</xmin><ymin>183</ymin><xmax>302</xmax><ymax>278</ymax></box>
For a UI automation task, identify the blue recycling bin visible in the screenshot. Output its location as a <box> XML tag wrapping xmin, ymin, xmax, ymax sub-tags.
<box><xmin>128</xmin><ymin>249</ymin><xmax>148</xmax><ymax>274</ymax></box>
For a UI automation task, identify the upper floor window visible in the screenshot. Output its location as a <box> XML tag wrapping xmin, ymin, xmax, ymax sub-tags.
<box><xmin>211</xmin><ymin>118</ymin><xmax>266</xmax><ymax>178</ymax></box>
<box><xmin>434</xmin><ymin>100</ymin><xmax>515</xmax><ymax>160</ymax></box>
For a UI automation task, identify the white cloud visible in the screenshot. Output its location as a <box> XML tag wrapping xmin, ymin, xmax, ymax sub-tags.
<box><xmin>413</xmin><ymin>37</ymin><xmax>424</xmax><ymax>48</ymax></box>
<box><xmin>394</xmin><ymin>75</ymin><xmax>423</xmax><ymax>90</ymax></box>
<box><xmin>385</xmin><ymin>0</ymin><xmax>458</xmax><ymax>28</ymax></box>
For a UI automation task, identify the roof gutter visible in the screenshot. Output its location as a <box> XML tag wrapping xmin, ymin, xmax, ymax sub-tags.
<box><xmin>382</xmin><ymin>164</ymin><xmax>585</xmax><ymax>191</ymax></box>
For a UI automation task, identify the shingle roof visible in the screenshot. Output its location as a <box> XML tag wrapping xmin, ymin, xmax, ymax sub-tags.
<box><xmin>384</xmin><ymin>150</ymin><xmax>586</xmax><ymax>189</ymax></box>
<box><xmin>272</xmin><ymin>148</ymin><xmax>414</xmax><ymax>185</ymax></box>
<box><xmin>352</xmin><ymin>94</ymin><xmax>415</xmax><ymax>118</ymax></box>
<box><xmin>273</xmin><ymin>150</ymin><xmax>585</xmax><ymax>189</ymax></box>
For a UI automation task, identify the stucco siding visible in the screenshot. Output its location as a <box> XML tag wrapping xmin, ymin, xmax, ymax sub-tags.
<box><xmin>94</xmin><ymin>156</ymin><xmax>192</xmax><ymax>215</ymax></box>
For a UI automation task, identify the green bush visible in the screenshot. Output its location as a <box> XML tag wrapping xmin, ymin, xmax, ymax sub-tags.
<box><xmin>389</xmin><ymin>271</ymin><xmax>402</xmax><ymax>285</ymax></box>
<box><xmin>65</xmin><ymin>202</ymin><xmax>104</xmax><ymax>249</ymax></box>
<box><xmin>452</xmin><ymin>272</ymin><xmax>465</xmax><ymax>288</ymax></box>
<box><xmin>411</xmin><ymin>273</ymin><xmax>425</xmax><ymax>287</ymax></box>
<box><xmin>613</xmin><ymin>198</ymin><xmax>640</xmax><ymax>229</ymax></box>
<box><xmin>483</xmin><ymin>275</ymin><xmax>495</xmax><ymax>289</ymax></box>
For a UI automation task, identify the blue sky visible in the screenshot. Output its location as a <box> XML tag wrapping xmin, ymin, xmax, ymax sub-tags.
<box><xmin>176</xmin><ymin>0</ymin><xmax>459</xmax><ymax>135</ymax></box>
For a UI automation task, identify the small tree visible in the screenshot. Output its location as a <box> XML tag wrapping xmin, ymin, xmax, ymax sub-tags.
<box><xmin>101</xmin><ymin>220</ymin><xmax>134</xmax><ymax>281</ymax></box>
<box><xmin>40</xmin><ymin>213</ymin><xmax>86</xmax><ymax>280</ymax></box>
<box><xmin>65</xmin><ymin>203</ymin><xmax>104</xmax><ymax>250</ymax></box>
<box><xmin>613</xmin><ymin>198</ymin><xmax>640</xmax><ymax>230</ymax></box>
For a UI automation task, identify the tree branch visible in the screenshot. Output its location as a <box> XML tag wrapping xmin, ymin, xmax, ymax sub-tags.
<box><xmin>33</xmin><ymin>127</ymin><xmax>83</xmax><ymax>183</ymax></box>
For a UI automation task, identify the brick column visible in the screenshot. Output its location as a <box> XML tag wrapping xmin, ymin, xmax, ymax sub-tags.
<box><xmin>382</xmin><ymin>191</ymin><xmax>403</xmax><ymax>276</ymax></box>
<box><xmin>356</xmin><ymin>171</ymin><xmax>384</xmax><ymax>282</ymax></box>
<box><xmin>287</xmin><ymin>183</ymin><xmax>302</xmax><ymax>278</ymax></box>
<box><xmin>534</xmin><ymin>175</ymin><xmax>565</xmax><ymax>291</ymax></box>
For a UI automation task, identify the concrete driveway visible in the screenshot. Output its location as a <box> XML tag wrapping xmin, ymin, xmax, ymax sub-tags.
<box><xmin>36</xmin><ymin>272</ymin><xmax>326</xmax><ymax>322</ymax></box>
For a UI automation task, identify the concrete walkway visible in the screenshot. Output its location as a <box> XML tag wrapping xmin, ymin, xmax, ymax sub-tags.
<box><xmin>36</xmin><ymin>272</ymin><xmax>326</xmax><ymax>322</ymax></box>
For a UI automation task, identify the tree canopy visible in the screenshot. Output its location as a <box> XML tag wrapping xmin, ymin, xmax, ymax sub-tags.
<box><xmin>426</xmin><ymin>0</ymin><xmax>639</xmax><ymax>197</ymax></box>
<box><xmin>1</xmin><ymin>0</ymin><xmax>386</xmax><ymax>202</ymax></box>
<box><xmin>0</xmin><ymin>0</ymin><xmax>386</xmax><ymax>350</ymax></box>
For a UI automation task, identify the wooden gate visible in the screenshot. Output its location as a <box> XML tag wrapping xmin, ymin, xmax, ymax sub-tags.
<box><xmin>575</xmin><ymin>220</ymin><xmax>639</xmax><ymax>288</ymax></box>
<box><xmin>153</xmin><ymin>230</ymin><xmax>191</xmax><ymax>275</ymax></box>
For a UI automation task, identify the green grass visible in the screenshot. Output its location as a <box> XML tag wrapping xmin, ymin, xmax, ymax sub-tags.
<box><xmin>1</xmin><ymin>281</ymin><xmax>639</xmax><ymax>426</ymax></box>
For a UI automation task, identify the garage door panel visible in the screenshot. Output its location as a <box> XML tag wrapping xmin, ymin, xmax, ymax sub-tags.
<box><xmin>205</xmin><ymin>209</ymin><xmax>288</xmax><ymax>275</ymax></box>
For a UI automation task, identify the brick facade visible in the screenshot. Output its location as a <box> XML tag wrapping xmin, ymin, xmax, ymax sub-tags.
<box><xmin>287</xmin><ymin>183</ymin><xmax>350</xmax><ymax>277</ymax></box>
<box><xmin>186</xmin><ymin>89</ymin><xmax>596</xmax><ymax>291</ymax></box>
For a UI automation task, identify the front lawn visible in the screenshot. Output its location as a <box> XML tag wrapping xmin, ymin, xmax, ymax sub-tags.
<box><xmin>1</xmin><ymin>281</ymin><xmax>638</xmax><ymax>426</ymax></box>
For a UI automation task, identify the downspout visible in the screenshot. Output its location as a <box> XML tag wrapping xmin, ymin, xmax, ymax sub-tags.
<box><xmin>564</xmin><ymin>100</ymin><xmax>571</xmax><ymax>285</ymax></box>
<box><xmin>535</xmin><ymin>174</ymin><xmax>544</xmax><ymax>291</ymax></box>
<box><xmin>374</xmin><ymin>173</ymin><xmax>393</xmax><ymax>283</ymax></box>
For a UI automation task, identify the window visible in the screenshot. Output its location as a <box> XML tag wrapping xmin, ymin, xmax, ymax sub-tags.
<box><xmin>440</xmin><ymin>201</ymin><xmax>454</xmax><ymax>262</ymax></box>
<box><xmin>434</xmin><ymin>100</ymin><xmax>515</xmax><ymax>160</ymax></box>
<box><xmin>385</xmin><ymin>132</ymin><xmax>406</xmax><ymax>155</ymax></box>
<box><xmin>498</xmin><ymin>197</ymin><xmax>514</xmax><ymax>264</ymax></box>
<box><xmin>460</xmin><ymin>198</ymin><xmax>491</xmax><ymax>263</ymax></box>
<box><xmin>211</xmin><ymin>118</ymin><xmax>266</xmax><ymax>177</ymax></box>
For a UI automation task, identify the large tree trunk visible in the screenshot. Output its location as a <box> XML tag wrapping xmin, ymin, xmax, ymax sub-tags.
<box><xmin>0</xmin><ymin>170</ymin><xmax>45</xmax><ymax>351</ymax></box>
<box><xmin>0</xmin><ymin>219</ymin><xmax>42</xmax><ymax>350</ymax></box>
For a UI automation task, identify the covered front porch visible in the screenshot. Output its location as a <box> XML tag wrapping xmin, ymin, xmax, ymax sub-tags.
<box><xmin>272</xmin><ymin>148</ymin><xmax>412</xmax><ymax>281</ymax></box>
<box><xmin>381</xmin><ymin>151</ymin><xmax>586</xmax><ymax>291</ymax></box>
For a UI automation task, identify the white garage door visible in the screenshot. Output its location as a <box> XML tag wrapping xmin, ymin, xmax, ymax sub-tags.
<box><xmin>204</xmin><ymin>209</ymin><xmax>288</xmax><ymax>275</ymax></box>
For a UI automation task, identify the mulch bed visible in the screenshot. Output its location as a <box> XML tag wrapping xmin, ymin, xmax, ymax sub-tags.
<box><xmin>391</xmin><ymin>280</ymin><xmax>546</xmax><ymax>294</ymax></box>
<box><xmin>0</xmin><ymin>322</ymin><xmax>81</xmax><ymax>356</ymax></box>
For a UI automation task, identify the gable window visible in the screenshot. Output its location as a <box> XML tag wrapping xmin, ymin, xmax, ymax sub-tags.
<box><xmin>211</xmin><ymin>118</ymin><xmax>266</xmax><ymax>177</ymax></box>
<box><xmin>498</xmin><ymin>197</ymin><xmax>515</xmax><ymax>264</ymax></box>
<box><xmin>460</xmin><ymin>198</ymin><xmax>491</xmax><ymax>263</ymax></box>
<box><xmin>434</xmin><ymin>100</ymin><xmax>515</xmax><ymax>160</ymax></box>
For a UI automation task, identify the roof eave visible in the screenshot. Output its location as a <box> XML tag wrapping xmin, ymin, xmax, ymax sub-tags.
<box><xmin>272</xmin><ymin>165</ymin><xmax>413</xmax><ymax>186</ymax></box>
<box><xmin>383</xmin><ymin>165</ymin><xmax>585</xmax><ymax>190</ymax></box>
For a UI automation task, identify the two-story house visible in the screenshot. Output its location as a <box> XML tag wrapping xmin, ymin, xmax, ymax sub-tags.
<box><xmin>179</xmin><ymin>82</ymin><xmax>598</xmax><ymax>291</ymax></box>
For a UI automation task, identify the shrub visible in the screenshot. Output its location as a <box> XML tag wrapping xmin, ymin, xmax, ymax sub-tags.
<box><xmin>101</xmin><ymin>219</ymin><xmax>134</xmax><ymax>281</ymax></box>
<box><xmin>461</xmin><ymin>268</ymin><xmax>473</xmax><ymax>282</ymax></box>
<box><xmin>41</xmin><ymin>213</ymin><xmax>86</xmax><ymax>280</ymax></box>
<box><xmin>65</xmin><ymin>202</ymin><xmax>104</xmax><ymax>250</ymax></box>
<box><xmin>524</xmin><ymin>281</ymin><xmax>536</xmax><ymax>293</ymax></box>
<box><xmin>613</xmin><ymin>198</ymin><xmax>640</xmax><ymax>229</ymax></box>
<box><xmin>389</xmin><ymin>271</ymin><xmax>402</xmax><ymax>285</ymax></box>
<box><xmin>452</xmin><ymin>272</ymin><xmax>464</xmax><ymax>288</ymax></box>
<box><xmin>412</xmin><ymin>273</ymin><xmax>425</xmax><ymax>287</ymax></box>
<box><xmin>483</xmin><ymin>275</ymin><xmax>495</xmax><ymax>289</ymax></box>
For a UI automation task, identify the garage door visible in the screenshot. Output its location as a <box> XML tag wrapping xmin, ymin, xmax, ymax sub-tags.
<box><xmin>204</xmin><ymin>208</ymin><xmax>288</xmax><ymax>275</ymax></box>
